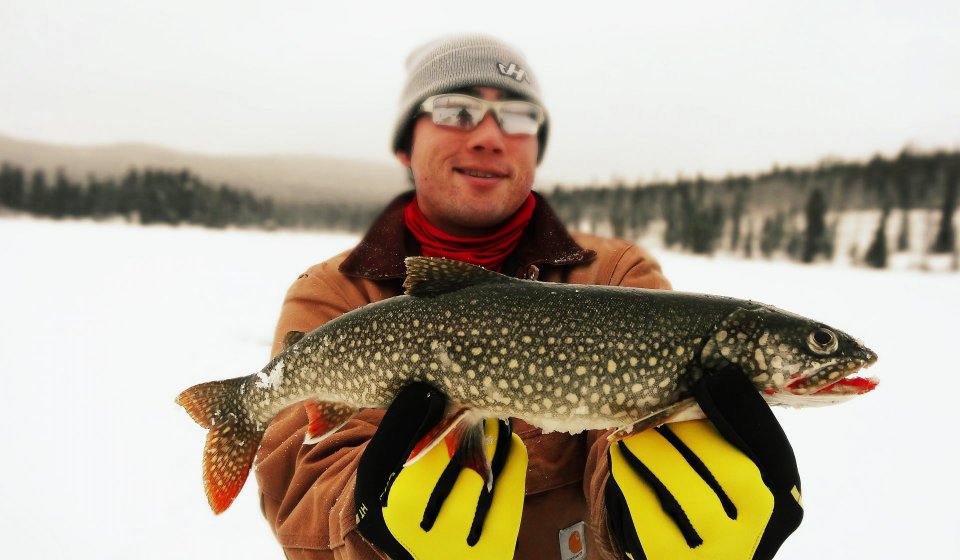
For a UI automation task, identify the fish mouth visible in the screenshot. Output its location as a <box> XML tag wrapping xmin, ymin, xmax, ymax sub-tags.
<box><xmin>785</xmin><ymin>351</ymin><xmax>879</xmax><ymax>396</ymax></box>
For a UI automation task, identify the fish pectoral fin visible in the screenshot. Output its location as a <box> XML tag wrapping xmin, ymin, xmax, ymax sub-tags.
<box><xmin>404</xmin><ymin>408</ymin><xmax>494</xmax><ymax>490</ymax></box>
<box><xmin>608</xmin><ymin>398</ymin><xmax>698</xmax><ymax>441</ymax></box>
<box><xmin>405</xmin><ymin>407</ymin><xmax>470</xmax><ymax>464</ymax></box>
<box><xmin>282</xmin><ymin>330</ymin><xmax>306</xmax><ymax>350</ymax></box>
<box><xmin>303</xmin><ymin>400</ymin><xmax>359</xmax><ymax>445</ymax></box>
<box><xmin>446</xmin><ymin>412</ymin><xmax>494</xmax><ymax>491</ymax></box>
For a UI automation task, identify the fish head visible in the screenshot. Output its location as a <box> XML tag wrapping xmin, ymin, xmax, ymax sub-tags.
<box><xmin>701</xmin><ymin>306</ymin><xmax>878</xmax><ymax>399</ymax></box>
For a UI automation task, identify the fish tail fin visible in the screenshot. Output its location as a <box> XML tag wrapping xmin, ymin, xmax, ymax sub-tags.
<box><xmin>176</xmin><ymin>376</ymin><xmax>263</xmax><ymax>514</ymax></box>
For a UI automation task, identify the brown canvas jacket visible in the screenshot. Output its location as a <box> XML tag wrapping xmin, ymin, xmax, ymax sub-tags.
<box><xmin>255</xmin><ymin>192</ymin><xmax>671</xmax><ymax>559</ymax></box>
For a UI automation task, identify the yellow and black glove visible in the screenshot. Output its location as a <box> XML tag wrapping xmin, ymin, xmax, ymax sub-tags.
<box><xmin>605</xmin><ymin>367</ymin><xmax>803</xmax><ymax>560</ymax></box>
<box><xmin>355</xmin><ymin>382</ymin><xmax>527</xmax><ymax>559</ymax></box>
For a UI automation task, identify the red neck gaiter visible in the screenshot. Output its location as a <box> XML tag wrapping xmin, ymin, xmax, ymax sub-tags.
<box><xmin>404</xmin><ymin>194</ymin><xmax>536</xmax><ymax>272</ymax></box>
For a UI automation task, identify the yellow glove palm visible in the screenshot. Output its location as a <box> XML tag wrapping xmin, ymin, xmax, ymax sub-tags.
<box><xmin>609</xmin><ymin>420</ymin><xmax>775</xmax><ymax>559</ymax></box>
<box><xmin>381</xmin><ymin>418</ymin><xmax>528</xmax><ymax>559</ymax></box>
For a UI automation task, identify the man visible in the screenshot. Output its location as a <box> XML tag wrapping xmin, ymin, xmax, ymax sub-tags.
<box><xmin>256</xmin><ymin>35</ymin><xmax>802</xmax><ymax>559</ymax></box>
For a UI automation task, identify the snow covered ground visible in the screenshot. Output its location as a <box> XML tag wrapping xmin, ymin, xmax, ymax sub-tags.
<box><xmin>0</xmin><ymin>217</ymin><xmax>956</xmax><ymax>559</ymax></box>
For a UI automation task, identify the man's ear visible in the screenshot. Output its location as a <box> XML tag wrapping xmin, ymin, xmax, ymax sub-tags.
<box><xmin>395</xmin><ymin>150</ymin><xmax>412</xmax><ymax>167</ymax></box>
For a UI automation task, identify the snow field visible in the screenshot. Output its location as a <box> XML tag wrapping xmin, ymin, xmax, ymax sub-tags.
<box><xmin>0</xmin><ymin>217</ymin><xmax>955</xmax><ymax>559</ymax></box>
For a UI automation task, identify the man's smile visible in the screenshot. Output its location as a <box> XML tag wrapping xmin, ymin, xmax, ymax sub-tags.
<box><xmin>453</xmin><ymin>166</ymin><xmax>509</xmax><ymax>179</ymax></box>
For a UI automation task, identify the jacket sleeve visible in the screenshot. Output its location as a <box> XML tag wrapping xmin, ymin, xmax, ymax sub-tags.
<box><xmin>583</xmin><ymin>241</ymin><xmax>672</xmax><ymax>559</ymax></box>
<box><xmin>255</xmin><ymin>265</ymin><xmax>389</xmax><ymax>560</ymax></box>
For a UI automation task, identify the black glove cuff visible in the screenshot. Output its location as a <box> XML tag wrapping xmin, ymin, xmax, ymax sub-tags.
<box><xmin>355</xmin><ymin>382</ymin><xmax>447</xmax><ymax>559</ymax></box>
<box><xmin>694</xmin><ymin>367</ymin><xmax>804</xmax><ymax>560</ymax></box>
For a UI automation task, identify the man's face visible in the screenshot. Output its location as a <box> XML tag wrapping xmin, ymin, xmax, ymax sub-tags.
<box><xmin>396</xmin><ymin>87</ymin><xmax>539</xmax><ymax>237</ymax></box>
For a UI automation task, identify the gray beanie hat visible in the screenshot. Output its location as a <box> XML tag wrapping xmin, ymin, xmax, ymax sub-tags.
<box><xmin>392</xmin><ymin>34</ymin><xmax>549</xmax><ymax>163</ymax></box>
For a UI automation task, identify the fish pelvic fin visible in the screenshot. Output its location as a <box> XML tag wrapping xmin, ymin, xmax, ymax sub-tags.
<box><xmin>303</xmin><ymin>400</ymin><xmax>359</xmax><ymax>444</ymax></box>
<box><xmin>176</xmin><ymin>376</ymin><xmax>263</xmax><ymax>514</ymax></box>
<box><xmin>403</xmin><ymin>257</ymin><xmax>519</xmax><ymax>297</ymax></box>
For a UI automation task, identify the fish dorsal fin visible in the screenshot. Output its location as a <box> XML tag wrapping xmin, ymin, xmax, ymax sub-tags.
<box><xmin>403</xmin><ymin>257</ymin><xmax>517</xmax><ymax>297</ymax></box>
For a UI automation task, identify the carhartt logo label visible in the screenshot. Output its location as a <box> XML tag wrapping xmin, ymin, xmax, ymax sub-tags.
<box><xmin>497</xmin><ymin>62</ymin><xmax>527</xmax><ymax>82</ymax></box>
<box><xmin>559</xmin><ymin>521</ymin><xmax>586</xmax><ymax>560</ymax></box>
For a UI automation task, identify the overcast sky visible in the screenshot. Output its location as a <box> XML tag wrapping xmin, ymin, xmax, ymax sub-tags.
<box><xmin>2</xmin><ymin>0</ymin><xmax>958</xmax><ymax>185</ymax></box>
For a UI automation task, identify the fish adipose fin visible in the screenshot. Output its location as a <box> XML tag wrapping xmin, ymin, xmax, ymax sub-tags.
<box><xmin>404</xmin><ymin>408</ymin><xmax>494</xmax><ymax>490</ymax></box>
<box><xmin>282</xmin><ymin>330</ymin><xmax>306</xmax><ymax>350</ymax></box>
<box><xmin>176</xmin><ymin>376</ymin><xmax>264</xmax><ymax>514</ymax></box>
<box><xmin>303</xmin><ymin>400</ymin><xmax>359</xmax><ymax>444</ymax></box>
<box><xmin>403</xmin><ymin>256</ymin><xmax>519</xmax><ymax>297</ymax></box>
<box><xmin>609</xmin><ymin>398</ymin><xmax>698</xmax><ymax>441</ymax></box>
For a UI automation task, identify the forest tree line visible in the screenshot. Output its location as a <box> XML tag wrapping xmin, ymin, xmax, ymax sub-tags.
<box><xmin>1</xmin><ymin>148</ymin><xmax>958</xmax><ymax>268</ymax></box>
<box><xmin>545</xmin><ymin>148</ymin><xmax>959</xmax><ymax>268</ymax></box>
<box><xmin>0</xmin><ymin>165</ymin><xmax>380</xmax><ymax>232</ymax></box>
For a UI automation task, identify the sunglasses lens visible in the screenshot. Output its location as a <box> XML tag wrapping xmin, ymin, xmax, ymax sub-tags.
<box><xmin>430</xmin><ymin>95</ymin><xmax>485</xmax><ymax>129</ymax></box>
<box><xmin>425</xmin><ymin>94</ymin><xmax>542</xmax><ymax>135</ymax></box>
<box><xmin>498</xmin><ymin>101</ymin><xmax>542</xmax><ymax>135</ymax></box>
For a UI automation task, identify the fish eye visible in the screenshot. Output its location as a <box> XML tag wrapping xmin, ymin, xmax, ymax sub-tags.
<box><xmin>807</xmin><ymin>328</ymin><xmax>838</xmax><ymax>355</ymax></box>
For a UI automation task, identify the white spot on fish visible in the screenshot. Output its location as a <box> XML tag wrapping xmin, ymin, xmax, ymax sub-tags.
<box><xmin>755</xmin><ymin>349</ymin><xmax>767</xmax><ymax>370</ymax></box>
<box><xmin>255</xmin><ymin>359</ymin><xmax>285</xmax><ymax>390</ymax></box>
<box><xmin>608</xmin><ymin>360</ymin><xmax>617</xmax><ymax>373</ymax></box>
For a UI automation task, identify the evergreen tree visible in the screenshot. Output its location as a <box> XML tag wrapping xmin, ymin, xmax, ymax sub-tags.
<box><xmin>760</xmin><ymin>213</ymin><xmax>785</xmax><ymax>258</ymax></box>
<box><xmin>0</xmin><ymin>162</ymin><xmax>26</xmax><ymax>209</ymax></box>
<box><xmin>28</xmin><ymin>170</ymin><xmax>50</xmax><ymax>215</ymax></box>
<box><xmin>931</xmin><ymin>161</ymin><xmax>958</xmax><ymax>254</ymax></box>
<box><xmin>864</xmin><ymin>208</ymin><xmax>889</xmax><ymax>268</ymax></box>
<box><xmin>802</xmin><ymin>188</ymin><xmax>828</xmax><ymax>263</ymax></box>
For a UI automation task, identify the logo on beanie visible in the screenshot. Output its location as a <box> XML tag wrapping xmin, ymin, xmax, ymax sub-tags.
<box><xmin>497</xmin><ymin>62</ymin><xmax>527</xmax><ymax>82</ymax></box>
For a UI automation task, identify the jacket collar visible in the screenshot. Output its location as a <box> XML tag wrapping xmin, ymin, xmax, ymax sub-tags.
<box><xmin>339</xmin><ymin>191</ymin><xmax>595</xmax><ymax>280</ymax></box>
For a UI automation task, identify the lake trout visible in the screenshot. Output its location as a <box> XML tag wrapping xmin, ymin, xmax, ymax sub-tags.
<box><xmin>177</xmin><ymin>256</ymin><xmax>878</xmax><ymax>513</ymax></box>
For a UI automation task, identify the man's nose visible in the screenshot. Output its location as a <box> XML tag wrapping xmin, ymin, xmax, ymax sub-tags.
<box><xmin>467</xmin><ymin>112</ymin><xmax>505</xmax><ymax>154</ymax></box>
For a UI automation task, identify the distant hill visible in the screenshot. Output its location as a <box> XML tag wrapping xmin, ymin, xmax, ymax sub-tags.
<box><xmin>0</xmin><ymin>133</ymin><xmax>408</xmax><ymax>203</ymax></box>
